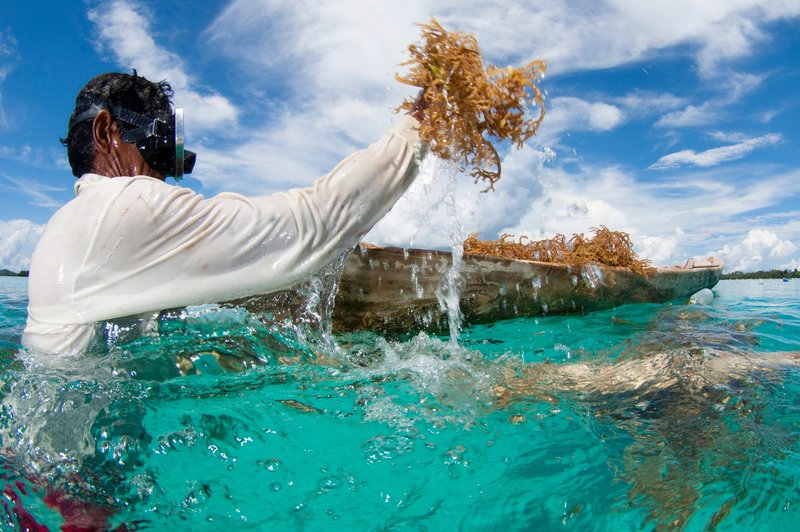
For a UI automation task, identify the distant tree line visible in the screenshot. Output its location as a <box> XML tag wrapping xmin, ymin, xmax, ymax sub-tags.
<box><xmin>0</xmin><ymin>269</ymin><xmax>29</xmax><ymax>277</ymax></box>
<box><xmin>722</xmin><ymin>269</ymin><xmax>799</xmax><ymax>280</ymax></box>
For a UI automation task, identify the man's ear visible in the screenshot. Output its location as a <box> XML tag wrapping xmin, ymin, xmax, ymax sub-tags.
<box><xmin>92</xmin><ymin>109</ymin><xmax>116</xmax><ymax>155</ymax></box>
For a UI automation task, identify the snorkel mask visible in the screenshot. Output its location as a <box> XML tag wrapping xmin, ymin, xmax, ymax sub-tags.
<box><xmin>68</xmin><ymin>101</ymin><xmax>197</xmax><ymax>180</ymax></box>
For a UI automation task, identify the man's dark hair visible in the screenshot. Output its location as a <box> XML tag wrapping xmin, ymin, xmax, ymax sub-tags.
<box><xmin>61</xmin><ymin>71</ymin><xmax>173</xmax><ymax>177</ymax></box>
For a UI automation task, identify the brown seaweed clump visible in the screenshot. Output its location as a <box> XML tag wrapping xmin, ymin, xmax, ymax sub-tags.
<box><xmin>463</xmin><ymin>226</ymin><xmax>655</xmax><ymax>277</ymax></box>
<box><xmin>396</xmin><ymin>18</ymin><xmax>546</xmax><ymax>191</ymax></box>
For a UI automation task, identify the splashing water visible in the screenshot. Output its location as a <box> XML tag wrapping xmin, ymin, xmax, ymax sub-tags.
<box><xmin>433</xmin><ymin>164</ymin><xmax>466</xmax><ymax>341</ymax></box>
<box><xmin>291</xmin><ymin>252</ymin><xmax>349</xmax><ymax>356</ymax></box>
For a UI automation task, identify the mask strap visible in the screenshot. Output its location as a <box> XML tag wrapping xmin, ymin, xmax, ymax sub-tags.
<box><xmin>112</xmin><ymin>106</ymin><xmax>157</xmax><ymax>129</ymax></box>
<box><xmin>67</xmin><ymin>103</ymin><xmax>168</xmax><ymax>142</ymax></box>
<box><xmin>112</xmin><ymin>106</ymin><xmax>171</xmax><ymax>144</ymax></box>
<box><xmin>67</xmin><ymin>103</ymin><xmax>104</xmax><ymax>132</ymax></box>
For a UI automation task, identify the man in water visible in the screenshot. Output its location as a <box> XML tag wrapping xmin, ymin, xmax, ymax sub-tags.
<box><xmin>23</xmin><ymin>72</ymin><xmax>425</xmax><ymax>356</ymax></box>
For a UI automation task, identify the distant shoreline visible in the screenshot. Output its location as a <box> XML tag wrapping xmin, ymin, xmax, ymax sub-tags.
<box><xmin>721</xmin><ymin>270</ymin><xmax>798</xmax><ymax>280</ymax></box>
<box><xmin>2</xmin><ymin>269</ymin><xmax>797</xmax><ymax>280</ymax></box>
<box><xmin>0</xmin><ymin>270</ymin><xmax>29</xmax><ymax>277</ymax></box>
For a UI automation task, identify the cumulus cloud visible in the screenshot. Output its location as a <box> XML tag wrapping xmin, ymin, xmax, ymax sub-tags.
<box><xmin>370</xmin><ymin>153</ymin><xmax>694</xmax><ymax>265</ymax></box>
<box><xmin>87</xmin><ymin>0</ymin><xmax>238</xmax><ymax>132</ymax></box>
<box><xmin>196</xmin><ymin>0</ymin><xmax>430</xmax><ymax>191</ymax></box>
<box><xmin>436</xmin><ymin>0</ymin><xmax>800</xmax><ymax>76</ymax></box>
<box><xmin>637</xmin><ymin>232</ymin><xmax>682</xmax><ymax>265</ymax></box>
<box><xmin>204</xmin><ymin>0</ymin><xmax>800</xmax><ymax>96</ymax></box>
<box><xmin>650</xmin><ymin>133</ymin><xmax>783</xmax><ymax>169</ymax></box>
<box><xmin>192</xmin><ymin>0</ymin><xmax>800</xmax><ymax>191</ymax></box>
<box><xmin>0</xmin><ymin>219</ymin><xmax>44</xmax><ymax>271</ymax></box>
<box><xmin>207</xmin><ymin>1</ymin><xmax>425</xmax><ymax>90</ymax></box>
<box><xmin>367</xmin><ymin>128</ymin><xmax>800</xmax><ymax>272</ymax></box>
<box><xmin>56</xmin><ymin>0</ymin><xmax>798</xmax><ymax>276</ymax></box>
<box><xmin>376</xmin><ymin>153</ymin><xmax>800</xmax><ymax>270</ymax></box>
<box><xmin>712</xmin><ymin>229</ymin><xmax>798</xmax><ymax>272</ymax></box>
<box><xmin>539</xmin><ymin>97</ymin><xmax>624</xmax><ymax>140</ymax></box>
<box><xmin>492</xmin><ymin>165</ymin><xmax>667</xmax><ymax>263</ymax></box>
<box><xmin>368</xmin><ymin>144</ymin><xmax>548</xmax><ymax>249</ymax></box>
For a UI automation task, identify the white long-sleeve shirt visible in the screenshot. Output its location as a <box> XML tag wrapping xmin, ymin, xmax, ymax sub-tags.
<box><xmin>24</xmin><ymin>116</ymin><xmax>422</xmax><ymax>356</ymax></box>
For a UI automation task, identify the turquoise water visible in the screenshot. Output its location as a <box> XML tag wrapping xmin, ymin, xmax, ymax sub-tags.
<box><xmin>1</xmin><ymin>276</ymin><xmax>799</xmax><ymax>530</ymax></box>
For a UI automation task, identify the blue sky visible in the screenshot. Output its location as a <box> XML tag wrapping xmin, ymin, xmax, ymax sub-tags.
<box><xmin>1</xmin><ymin>0</ymin><xmax>799</xmax><ymax>273</ymax></box>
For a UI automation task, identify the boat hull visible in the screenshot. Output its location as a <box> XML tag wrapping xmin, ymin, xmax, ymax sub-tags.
<box><xmin>332</xmin><ymin>246</ymin><xmax>723</xmax><ymax>333</ymax></box>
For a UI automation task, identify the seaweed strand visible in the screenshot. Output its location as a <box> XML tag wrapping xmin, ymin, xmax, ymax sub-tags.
<box><xmin>396</xmin><ymin>18</ymin><xmax>546</xmax><ymax>191</ymax></box>
<box><xmin>463</xmin><ymin>227</ymin><xmax>655</xmax><ymax>277</ymax></box>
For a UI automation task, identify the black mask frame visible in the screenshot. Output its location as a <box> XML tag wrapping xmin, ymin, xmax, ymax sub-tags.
<box><xmin>111</xmin><ymin>106</ymin><xmax>196</xmax><ymax>179</ymax></box>
<box><xmin>68</xmin><ymin>102</ymin><xmax>196</xmax><ymax>179</ymax></box>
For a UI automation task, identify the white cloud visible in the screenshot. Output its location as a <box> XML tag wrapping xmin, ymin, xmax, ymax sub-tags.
<box><xmin>207</xmin><ymin>1</ymin><xmax>426</xmax><ymax>90</ymax></box>
<box><xmin>539</xmin><ymin>97</ymin><xmax>624</xmax><ymax>140</ymax></box>
<box><xmin>712</xmin><ymin>229</ymin><xmax>798</xmax><ymax>272</ymax></box>
<box><xmin>195</xmin><ymin>0</ymin><xmax>431</xmax><ymax>191</ymax></box>
<box><xmin>371</xmin><ymin>155</ymin><xmax>669</xmax><ymax>262</ymax></box>
<box><xmin>695</xmin><ymin>12</ymin><xmax>764</xmax><ymax>76</ymax></box>
<box><xmin>707</xmin><ymin>130</ymin><xmax>753</xmax><ymax>143</ymax></box>
<box><xmin>204</xmin><ymin>0</ymin><xmax>800</xmax><ymax>91</ymax></box>
<box><xmin>368</xmin><ymin>144</ymin><xmax>549</xmax><ymax>249</ymax></box>
<box><xmin>0</xmin><ymin>67</ymin><xmax>8</xmax><ymax>128</ymax></box>
<box><xmin>87</xmin><ymin>0</ymin><xmax>238</xmax><ymax>132</ymax></box>
<box><xmin>0</xmin><ymin>30</ymin><xmax>16</xmax><ymax>57</ymax></box>
<box><xmin>615</xmin><ymin>90</ymin><xmax>686</xmax><ymax>118</ymax></box>
<box><xmin>371</xmin><ymin>152</ymin><xmax>800</xmax><ymax>271</ymax></box>
<box><xmin>57</xmin><ymin>0</ymin><xmax>798</xmax><ymax>277</ymax></box>
<box><xmin>654</xmin><ymin>71</ymin><xmax>766</xmax><ymax>129</ymax></box>
<box><xmin>0</xmin><ymin>29</ymin><xmax>18</xmax><ymax>129</ymax></box>
<box><xmin>436</xmin><ymin>0</ymin><xmax>800</xmax><ymax>76</ymax></box>
<box><xmin>497</xmin><ymin>165</ymin><xmax>641</xmax><ymax>243</ymax></box>
<box><xmin>188</xmin><ymin>0</ymin><xmax>800</xmax><ymax>193</ymax></box>
<box><xmin>1</xmin><ymin>174</ymin><xmax>67</xmax><ymax>209</ymax></box>
<box><xmin>718</xmin><ymin>71</ymin><xmax>767</xmax><ymax>102</ymax></box>
<box><xmin>0</xmin><ymin>219</ymin><xmax>44</xmax><ymax>271</ymax></box>
<box><xmin>637</xmin><ymin>233</ymin><xmax>682</xmax><ymax>265</ymax></box>
<box><xmin>655</xmin><ymin>102</ymin><xmax>720</xmax><ymax>128</ymax></box>
<box><xmin>0</xmin><ymin>144</ymin><xmax>69</xmax><ymax>170</ymax></box>
<box><xmin>0</xmin><ymin>145</ymin><xmax>33</xmax><ymax>162</ymax></box>
<box><xmin>650</xmin><ymin>133</ymin><xmax>783</xmax><ymax>169</ymax></box>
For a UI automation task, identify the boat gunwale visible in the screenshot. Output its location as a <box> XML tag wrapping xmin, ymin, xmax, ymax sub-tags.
<box><xmin>355</xmin><ymin>244</ymin><xmax>723</xmax><ymax>276</ymax></box>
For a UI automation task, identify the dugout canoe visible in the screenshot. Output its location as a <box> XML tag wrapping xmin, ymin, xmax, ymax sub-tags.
<box><xmin>329</xmin><ymin>245</ymin><xmax>723</xmax><ymax>333</ymax></box>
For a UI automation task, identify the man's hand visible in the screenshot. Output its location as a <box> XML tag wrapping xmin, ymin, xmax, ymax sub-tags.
<box><xmin>410</xmin><ymin>90</ymin><xmax>428</xmax><ymax>122</ymax></box>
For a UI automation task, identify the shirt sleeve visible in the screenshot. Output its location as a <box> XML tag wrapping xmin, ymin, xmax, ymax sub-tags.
<box><xmin>30</xmin><ymin>116</ymin><xmax>423</xmax><ymax>326</ymax></box>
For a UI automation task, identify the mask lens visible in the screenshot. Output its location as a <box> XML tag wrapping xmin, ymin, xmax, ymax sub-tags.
<box><xmin>174</xmin><ymin>108</ymin><xmax>185</xmax><ymax>180</ymax></box>
<box><xmin>172</xmin><ymin>108</ymin><xmax>195</xmax><ymax>179</ymax></box>
<box><xmin>114</xmin><ymin>106</ymin><xmax>195</xmax><ymax>179</ymax></box>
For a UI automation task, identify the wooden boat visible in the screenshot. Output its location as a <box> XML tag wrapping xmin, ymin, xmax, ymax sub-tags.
<box><xmin>330</xmin><ymin>245</ymin><xmax>723</xmax><ymax>333</ymax></box>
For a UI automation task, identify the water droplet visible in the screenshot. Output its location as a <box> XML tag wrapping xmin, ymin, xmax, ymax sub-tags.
<box><xmin>257</xmin><ymin>458</ymin><xmax>281</xmax><ymax>472</ymax></box>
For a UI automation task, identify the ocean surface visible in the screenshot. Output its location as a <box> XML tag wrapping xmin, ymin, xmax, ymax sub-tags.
<box><xmin>0</xmin><ymin>275</ymin><xmax>798</xmax><ymax>531</ymax></box>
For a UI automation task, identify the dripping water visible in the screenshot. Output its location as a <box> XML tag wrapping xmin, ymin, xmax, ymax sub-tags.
<box><xmin>435</xmin><ymin>168</ymin><xmax>466</xmax><ymax>342</ymax></box>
